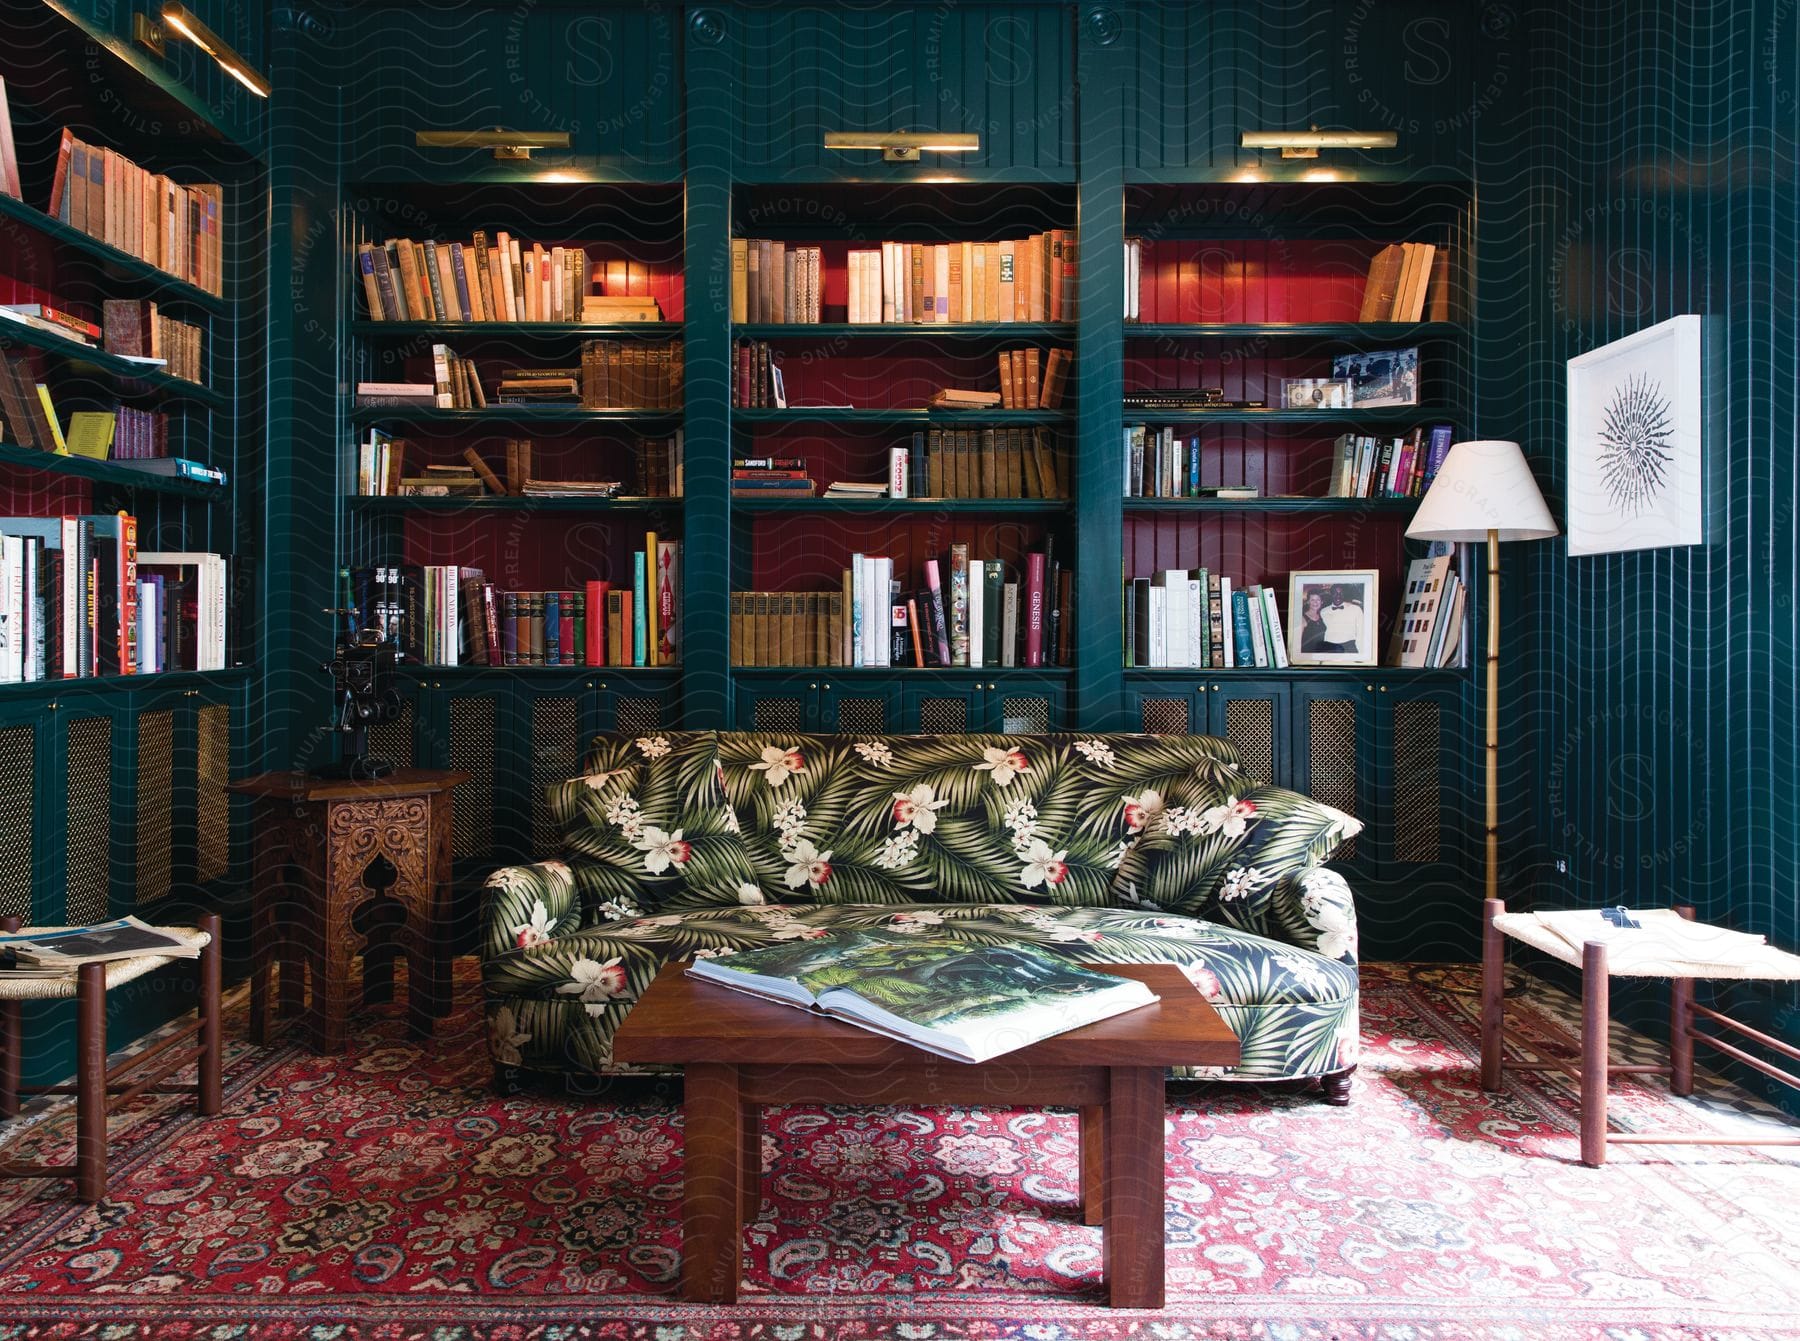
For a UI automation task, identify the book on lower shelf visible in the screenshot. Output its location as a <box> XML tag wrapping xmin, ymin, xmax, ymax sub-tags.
<box><xmin>347</xmin><ymin>537</ymin><xmax>680</xmax><ymax>668</ymax></box>
<box><xmin>733</xmin><ymin>540</ymin><xmax>1069</xmax><ymax>669</ymax></box>
<box><xmin>687</xmin><ymin>931</ymin><xmax>1157</xmax><ymax>1064</ymax></box>
<box><xmin>0</xmin><ymin>916</ymin><xmax>200</xmax><ymax>975</ymax></box>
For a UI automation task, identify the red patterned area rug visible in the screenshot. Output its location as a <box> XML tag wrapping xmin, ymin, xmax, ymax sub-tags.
<box><xmin>0</xmin><ymin>961</ymin><xmax>1795</xmax><ymax>1339</ymax></box>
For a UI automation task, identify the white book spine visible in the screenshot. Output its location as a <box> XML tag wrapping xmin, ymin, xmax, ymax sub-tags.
<box><xmin>967</xmin><ymin>560</ymin><xmax>985</xmax><ymax>669</ymax></box>
<box><xmin>877</xmin><ymin>557</ymin><xmax>893</xmax><ymax>666</ymax></box>
<box><xmin>1187</xmin><ymin>577</ymin><xmax>1204</xmax><ymax>669</ymax></box>
<box><xmin>934</xmin><ymin>246</ymin><xmax>950</xmax><ymax>324</ymax></box>
<box><xmin>1</xmin><ymin>536</ymin><xmax>20</xmax><ymax>684</ymax></box>
<box><xmin>889</xmin><ymin>447</ymin><xmax>909</xmax><ymax>499</ymax></box>
<box><xmin>137</xmin><ymin>580</ymin><xmax>157</xmax><ymax>675</ymax></box>
<box><xmin>1219</xmin><ymin>578</ymin><xmax>1234</xmax><ymax>667</ymax></box>
<box><xmin>1161</xmin><ymin>570</ymin><xmax>1187</xmax><ymax>668</ymax></box>
<box><xmin>1147</xmin><ymin>585</ymin><xmax>1166</xmax><ymax>668</ymax></box>
<box><xmin>881</xmin><ymin>242</ymin><xmax>895</xmax><ymax>324</ymax></box>
<box><xmin>850</xmin><ymin>554</ymin><xmax>864</xmax><ymax>667</ymax></box>
<box><xmin>1262</xmin><ymin>586</ymin><xmax>1289</xmax><ymax>668</ymax></box>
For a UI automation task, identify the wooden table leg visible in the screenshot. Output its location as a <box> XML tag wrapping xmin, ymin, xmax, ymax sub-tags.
<box><xmin>314</xmin><ymin>844</ymin><xmax>356</xmax><ymax>1055</ymax></box>
<box><xmin>1480</xmin><ymin>897</ymin><xmax>1505</xmax><ymax>1091</ymax></box>
<box><xmin>681</xmin><ymin>1063</ymin><xmax>744</xmax><ymax>1304</ymax></box>
<box><xmin>75</xmin><ymin>963</ymin><xmax>107</xmax><ymax>1203</ymax></box>
<box><xmin>428</xmin><ymin>795</ymin><xmax>454</xmax><ymax>1019</ymax></box>
<box><xmin>198</xmin><ymin>913</ymin><xmax>223</xmax><ymax>1115</ymax></box>
<box><xmin>247</xmin><ymin>815</ymin><xmax>279</xmax><ymax>1044</ymax></box>
<box><xmin>1102</xmin><ymin>1066</ymin><xmax>1165</xmax><ymax>1309</ymax></box>
<box><xmin>1580</xmin><ymin>941</ymin><xmax>1610</xmax><ymax>1167</ymax></box>
<box><xmin>741</xmin><ymin>1101</ymin><xmax>759</xmax><ymax>1220</ymax></box>
<box><xmin>1079</xmin><ymin>1105</ymin><xmax>1104</xmax><ymax>1226</ymax></box>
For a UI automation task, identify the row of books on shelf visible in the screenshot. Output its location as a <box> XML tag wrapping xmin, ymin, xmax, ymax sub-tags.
<box><xmin>355</xmin><ymin>342</ymin><xmax>683</xmax><ymax>413</ymax></box>
<box><xmin>0</xmin><ymin>513</ymin><xmax>227</xmax><ymax>681</ymax></box>
<box><xmin>1387</xmin><ymin>555</ymin><xmax>1467</xmax><ymax>670</ymax></box>
<box><xmin>46</xmin><ymin>131</ymin><xmax>224</xmax><ymax>297</ymax></box>
<box><xmin>0</xmin><ymin>355</ymin><xmax>217</xmax><ymax>481</ymax></box>
<box><xmin>356</xmin><ymin>236</ymin><xmax>665</xmax><ymax>325</ymax></box>
<box><xmin>1</xmin><ymin>300</ymin><xmax>202</xmax><ymax>383</ymax></box>
<box><xmin>732</xmin><ymin>233</ymin><xmax>1078</xmax><ymax>326</ymax></box>
<box><xmin>346</xmin><ymin>541</ymin><xmax>678</xmax><ymax>667</ymax></box>
<box><xmin>996</xmin><ymin>347</ymin><xmax>1068</xmax><ymax>409</ymax></box>
<box><xmin>355</xmin><ymin>433</ymin><xmax>682</xmax><ymax>499</ymax></box>
<box><xmin>732</xmin><ymin>544</ymin><xmax>1070</xmax><ymax>670</ymax></box>
<box><xmin>1119</xmin><ymin>238</ymin><xmax>1448</xmax><ymax>325</ymax></box>
<box><xmin>731</xmin><ymin>427</ymin><xmax>1068</xmax><ymax>503</ymax></box>
<box><xmin>1126</xmin><ymin>572</ymin><xmax>1293</xmax><ymax>671</ymax></box>
<box><xmin>1327</xmin><ymin>426</ymin><xmax>1452</xmax><ymax>499</ymax></box>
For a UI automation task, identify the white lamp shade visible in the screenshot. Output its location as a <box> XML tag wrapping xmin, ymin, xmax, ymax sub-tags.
<box><xmin>1406</xmin><ymin>439</ymin><xmax>1560</xmax><ymax>543</ymax></box>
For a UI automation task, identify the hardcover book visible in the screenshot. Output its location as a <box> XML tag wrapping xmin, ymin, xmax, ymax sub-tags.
<box><xmin>687</xmin><ymin>932</ymin><xmax>1158</xmax><ymax>1064</ymax></box>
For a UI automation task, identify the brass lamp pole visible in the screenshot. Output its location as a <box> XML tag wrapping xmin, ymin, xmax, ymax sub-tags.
<box><xmin>1406</xmin><ymin>441</ymin><xmax>1558</xmax><ymax>903</ymax></box>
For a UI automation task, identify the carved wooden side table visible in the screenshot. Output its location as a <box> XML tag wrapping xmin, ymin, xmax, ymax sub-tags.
<box><xmin>228</xmin><ymin>770</ymin><xmax>466</xmax><ymax>1053</ymax></box>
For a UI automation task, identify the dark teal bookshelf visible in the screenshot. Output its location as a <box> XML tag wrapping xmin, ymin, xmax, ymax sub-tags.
<box><xmin>734</xmin><ymin>497</ymin><xmax>1070</xmax><ymax>514</ymax></box>
<box><xmin>735</xmin><ymin>408</ymin><xmax>1068</xmax><ymax>425</ymax></box>
<box><xmin>735</xmin><ymin>322</ymin><xmax>1074</xmax><ymax>341</ymax></box>
<box><xmin>0</xmin><ymin>320</ymin><xmax>228</xmax><ymax>408</ymax></box>
<box><xmin>0</xmin><ymin>193</ymin><xmax>227</xmax><ymax>314</ymax></box>
<box><xmin>347</xmin><ymin>406</ymin><xmax>681</xmax><ymax>426</ymax></box>
<box><xmin>351</xmin><ymin>321</ymin><xmax>683</xmax><ymax>340</ymax></box>
<box><xmin>0</xmin><ymin>441</ymin><xmax>229</xmax><ymax>498</ymax></box>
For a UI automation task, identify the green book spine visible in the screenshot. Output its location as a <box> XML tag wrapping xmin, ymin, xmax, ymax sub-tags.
<box><xmin>632</xmin><ymin>550</ymin><xmax>648</xmax><ymax>666</ymax></box>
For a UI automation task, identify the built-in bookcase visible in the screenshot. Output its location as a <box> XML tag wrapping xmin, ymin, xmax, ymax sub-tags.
<box><xmin>0</xmin><ymin>6</ymin><xmax>262</xmax><ymax>1082</ymax></box>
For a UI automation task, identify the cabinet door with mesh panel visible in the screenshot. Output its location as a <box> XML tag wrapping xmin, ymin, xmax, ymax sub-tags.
<box><xmin>901</xmin><ymin>683</ymin><xmax>988</xmax><ymax>735</ymax></box>
<box><xmin>1128</xmin><ymin>682</ymin><xmax>1207</xmax><ymax>740</ymax></box>
<box><xmin>1204</xmin><ymin>681</ymin><xmax>1290</xmax><ymax>788</ymax></box>
<box><xmin>1374</xmin><ymin>684</ymin><xmax>1465</xmax><ymax>879</ymax></box>
<box><xmin>1292</xmin><ymin>683</ymin><xmax>1375</xmax><ymax>871</ymax></box>
<box><xmin>596</xmin><ymin>675</ymin><xmax>680</xmax><ymax>740</ymax></box>
<box><xmin>512</xmin><ymin>675</ymin><xmax>608</xmax><ymax>862</ymax></box>
<box><xmin>0</xmin><ymin>704</ymin><xmax>46</xmax><ymax>925</ymax></box>
<box><xmin>817</xmin><ymin>681</ymin><xmax>901</xmax><ymax>736</ymax></box>
<box><xmin>733</xmin><ymin>675</ymin><xmax>822</xmax><ymax>734</ymax></box>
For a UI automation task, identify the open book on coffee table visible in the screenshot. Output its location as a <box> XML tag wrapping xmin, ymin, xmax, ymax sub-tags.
<box><xmin>687</xmin><ymin>931</ymin><xmax>1158</xmax><ymax>1063</ymax></box>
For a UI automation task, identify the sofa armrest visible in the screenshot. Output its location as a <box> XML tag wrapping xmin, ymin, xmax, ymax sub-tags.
<box><xmin>1267</xmin><ymin>866</ymin><xmax>1360</xmax><ymax>965</ymax></box>
<box><xmin>482</xmin><ymin>859</ymin><xmax>584</xmax><ymax>961</ymax></box>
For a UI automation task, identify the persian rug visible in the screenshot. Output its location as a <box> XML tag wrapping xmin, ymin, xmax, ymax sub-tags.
<box><xmin>0</xmin><ymin>961</ymin><xmax>1794</xmax><ymax>1339</ymax></box>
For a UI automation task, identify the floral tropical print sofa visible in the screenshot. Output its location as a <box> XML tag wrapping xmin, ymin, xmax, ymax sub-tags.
<box><xmin>482</xmin><ymin>731</ymin><xmax>1364</xmax><ymax>1101</ymax></box>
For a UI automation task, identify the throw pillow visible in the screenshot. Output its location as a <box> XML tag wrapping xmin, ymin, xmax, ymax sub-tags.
<box><xmin>547</xmin><ymin>731</ymin><xmax>764</xmax><ymax>915</ymax></box>
<box><xmin>1108</xmin><ymin>769</ymin><xmax>1362</xmax><ymax>928</ymax></box>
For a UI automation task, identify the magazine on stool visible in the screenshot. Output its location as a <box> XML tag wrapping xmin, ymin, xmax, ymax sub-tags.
<box><xmin>0</xmin><ymin>916</ymin><xmax>201</xmax><ymax>975</ymax></box>
<box><xmin>687</xmin><ymin>931</ymin><xmax>1159</xmax><ymax>1063</ymax></box>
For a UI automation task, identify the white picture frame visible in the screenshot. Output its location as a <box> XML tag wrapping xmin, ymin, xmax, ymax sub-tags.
<box><xmin>1287</xmin><ymin>570</ymin><xmax>1380</xmax><ymax>667</ymax></box>
<box><xmin>1566</xmin><ymin>315</ymin><xmax>1703</xmax><ymax>556</ymax></box>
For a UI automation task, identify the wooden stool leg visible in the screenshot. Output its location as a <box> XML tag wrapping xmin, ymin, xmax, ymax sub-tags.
<box><xmin>0</xmin><ymin>1001</ymin><xmax>19</xmax><ymax>1120</ymax></box>
<box><xmin>681</xmin><ymin>1063</ymin><xmax>744</xmax><ymax>1304</ymax></box>
<box><xmin>1080</xmin><ymin>1105</ymin><xmax>1104</xmax><ymax>1226</ymax></box>
<box><xmin>198</xmin><ymin>913</ymin><xmax>222</xmax><ymax>1115</ymax></box>
<box><xmin>1579</xmin><ymin>941</ymin><xmax>1610</xmax><ymax>1168</ymax></box>
<box><xmin>1</xmin><ymin>914</ymin><xmax>19</xmax><ymax>1120</ymax></box>
<box><xmin>75</xmin><ymin>963</ymin><xmax>107</xmax><ymax>1202</ymax></box>
<box><xmin>1480</xmin><ymin>898</ymin><xmax>1505</xmax><ymax>1091</ymax></box>
<box><xmin>1670</xmin><ymin>905</ymin><xmax>1696</xmax><ymax>1097</ymax></box>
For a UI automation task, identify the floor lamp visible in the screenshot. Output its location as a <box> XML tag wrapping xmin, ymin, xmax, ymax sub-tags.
<box><xmin>1405</xmin><ymin>440</ymin><xmax>1558</xmax><ymax>904</ymax></box>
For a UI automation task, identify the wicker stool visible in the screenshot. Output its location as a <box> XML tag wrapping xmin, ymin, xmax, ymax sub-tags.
<box><xmin>0</xmin><ymin>913</ymin><xmax>222</xmax><ymax>1202</ymax></box>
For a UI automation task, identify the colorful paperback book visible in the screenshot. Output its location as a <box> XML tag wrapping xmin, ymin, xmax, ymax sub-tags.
<box><xmin>687</xmin><ymin>931</ymin><xmax>1158</xmax><ymax>1064</ymax></box>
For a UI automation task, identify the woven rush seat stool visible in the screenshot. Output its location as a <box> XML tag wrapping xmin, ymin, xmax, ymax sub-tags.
<box><xmin>0</xmin><ymin>914</ymin><xmax>222</xmax><ymax>1202</ymax></box>
<box><xmin>1481</xmin><ymin>899</ymin><xmax>1800</xmax><ymax>1166</ymax></box>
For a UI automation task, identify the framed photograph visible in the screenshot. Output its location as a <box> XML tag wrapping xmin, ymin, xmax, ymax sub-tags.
<box><xmin>1566</xmin><ymin>314</ymin><xmax>1702</xmax><ymax>556</ymax></box>
<box><xmin>769</xmin><ymin>362</ymin><xmax>788</xmax><ymax>410</ymax></box>
<box><xmin>1280</xmin><ymin>377</ymin><xmax>1353</xmax><ymax>410</ymax></box>
<box><xmin>1331</xmin><ymin>347</ymin><xmax>1419</xmax><ymax>407</ymax></box>
<box><xmin>1287</xmin><ymin>570</ymin><xmax>1380</xmax><ymax>666</ymax></box>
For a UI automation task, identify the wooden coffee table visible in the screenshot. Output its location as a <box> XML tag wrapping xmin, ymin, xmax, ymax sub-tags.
<box><xmin>611</xmin><ymin>961</ymin><xmax>1238</xmax><ymax>1308</ymax></box>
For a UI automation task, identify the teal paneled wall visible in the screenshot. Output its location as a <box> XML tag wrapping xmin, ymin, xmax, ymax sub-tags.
<box><xmin>721</xmin><ymin>2</ymin><xmax>1074</xmax><ymax>180</ymax></box>
<box><xmin>1478</xmin><ymin>2</ymin><xmax>1800</xmax><ymax>1099</ymax></box>
<box><xmin>331</xmin><ymin>1</ymin><xmax>682</xmax><ymax>181</ymax></box>
<box><xmin>1116</xmin><ymin>0</ymin><xmax>1497</xmax><ymax>181</ymax></box>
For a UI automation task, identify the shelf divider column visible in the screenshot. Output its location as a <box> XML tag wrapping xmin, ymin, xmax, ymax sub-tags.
<box><xmin>680</xmin><ymin>12</ymin><xmax>737</xmax><ymax>728</ymax></box>
<box><xmin>1074</xmin><ymin>11</ymin><xmax>1131</xmax><ymax>731</ymax></box>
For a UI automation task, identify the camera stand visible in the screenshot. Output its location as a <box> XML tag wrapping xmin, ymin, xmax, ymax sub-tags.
<box><xmin>312</xmin><ymin>726</ymin><xmax>394</xmax><ymax>782</ymax></box>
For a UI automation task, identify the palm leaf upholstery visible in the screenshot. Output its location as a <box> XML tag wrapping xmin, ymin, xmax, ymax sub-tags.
<box><xmin>482</xmin><ymin>731</ymin><xmax>1360</xmax><ymax>1088</ymax></box>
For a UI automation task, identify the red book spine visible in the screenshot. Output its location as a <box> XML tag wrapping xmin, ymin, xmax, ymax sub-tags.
<box><xmin>482</xmin><ymin>585</ymin><xmax>500</xmax><ymax>666</ymax></box>
<box><xmin>586</xmin><ymin>580</ymin><xmax>608</xmax><ymax>665</ymax></box>
<box><xmin>656</xmin><ymin>545</ymin><xmax>677</xmax><ymax>664</ymax></box>
<box><xmin>117</xmin><ymin>511</ymin><xmax>137</xmax><ymax>674</ymax></box>
<box><xmin>736</xmin><ymin>342</ymin><xmax>752</xmax><ymax>408</ymax></box>
<box><xmin>1023</xmin><ymin>551</ymin><xmax>1046</xmax><ymax>668</ymax></box>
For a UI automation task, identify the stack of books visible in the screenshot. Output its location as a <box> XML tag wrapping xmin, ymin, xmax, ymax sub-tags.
<box><xmin>580</xmin><ymin>340</ymin><xmax>683</xmax><ymax>409</ymax></box>
<box><xmin>494</xmin><ymin>366</ymin><xmax>578</xmax><ymax>405</ymax></box>
<box><xmin>355</xmin><ymin>232</ymin><xmax>591</xmax><ymax>323</ymax></box>
<box><xmin>1329</xmin><ymin>424</ymin><xmax>1454</xmax><ymax>499</ymax></box>
<box><xmin>1357</xmin><ymin>243</ymin><xmax>1448</xmax><ymax>323</ymax></box>
<box><xmin>822</xmin><ymin>480</ymin><xmax>886</xmax><ymax>501</ymax></box>
<box><xmin>1386</xmin><ymin>553</ymin><xmax>1465</xmax><ymax>669</ymax></box>
<box><xmin>930</xmin><ymin>388</ymin><xmax>1001</xmax><ymax>410</ymax></box>
<box><xmin>731</xmin><ymin>232</ymin><xmax>1077</xmax><ymax>325</ymax></box>
<box><xmin>345</xmin><ymin>537</ymin><xmax>679</xmax><ymax>668</ymax></box>
<box><xmin>48</xmin><ymin>132</ymin><xmax>224</xmax><ymax>295</ymax></box>
<box><xmin>102</xmin><ymin>301</ymin><xmax>203</xmax><ymax>384</ymax></box>
<box><xmin>0</xmin><ymin>303</ymin><xmax>100</xmax><ymax>346</ymax></box>
<box><xmin>582</xmin><ymin>295</ymin><xmax>664</xmax><ymax>323</ymax></box>
<box><xmin>732</xmin><ymin>456</ymin><xmax>814</xmax><ymax>499</ymax></box>
<box><xmin>996</xmin><ymin>347</ymin><xmax>1070</xmax><ymax>409</ymax></box>
<box><xmin>1124</xmin><ymin>570</ymin><xmax>1288</xmax><ymax>671</ymax></box>
<box><xmin>732</xmin><ymin>541</ymin><xmax>1071</xmax><ymax>669</ymax></box>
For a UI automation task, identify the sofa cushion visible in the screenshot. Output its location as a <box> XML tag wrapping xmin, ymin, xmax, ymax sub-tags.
<box><xmin>1109</xmin><ymin>771</ymin><xmax>1362</xmax><ymax>925</ymax></box>
<box><xmin>713</xmin><ymin>733</ymin><xmax>1241</xmax><ymax>908</ymax></box>
<box><xmin>483</xmin><ymin>902</ymin><xmax>1357</xmax><ymax>1082</ymax></box>
<box><xmin>544</xmin><ymin>730</ymin><xmax>761</xmax><ymax>914</ymax></box>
